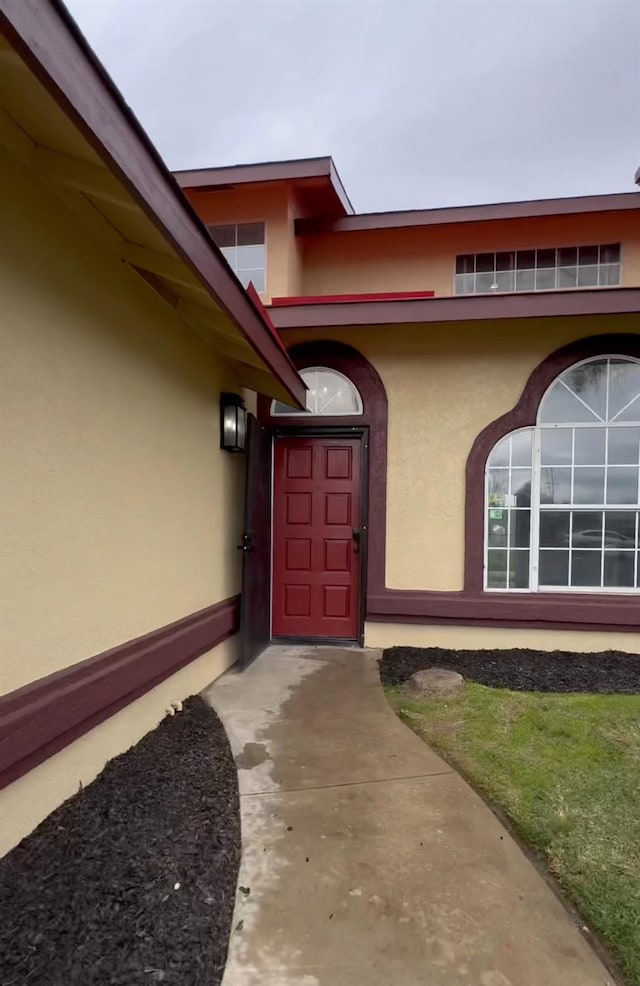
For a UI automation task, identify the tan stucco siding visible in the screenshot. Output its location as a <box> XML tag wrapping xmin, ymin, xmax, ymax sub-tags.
<box><xmin>1</xmin><ymin>150</ymin><xmax>245</xmax><ymax>696</ymax></box>
<box><xmin>0</xmin><ymin>636</ymin><xmax>238</xmax><ymax>857</ymax></box>
<box><xmin>365</xmin><ymin>622</ymin><xmax>640</xmax><ymax>653</ymax></box>
<box><xmin>300</xmin><ymin>210</ymin><xmax>640</xmax><ymax>297</ymax></box>
<box><xmin>282</xmin><ymin>316</ymin><xmax>640</xmax><ymax>592</ymax></box>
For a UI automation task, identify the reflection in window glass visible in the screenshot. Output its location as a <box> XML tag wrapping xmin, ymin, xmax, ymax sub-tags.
<box><xmin>541</xmin><ymin>429</ymin><xmax>572</xmax><ymax>464</ymax></box>
<box><xmin>484</xmin><ymin>356</ymin><xmax>640</xmax><ymax>593</ymax></box>
<box><xmin>271</xmin><ymin>367</ymin><xmax>363</xmax><ymax>416</ymax></box>
<box><xmin>486</xmin><ymin>549</ymin><xmax>508</xmax><ymax>589</ymax></box>
<box><xmin>606</xmin><ymin>468</ymin><xmax>639</xmax><ymax>505</ymax></box>
<box><xmin>510</xmin><ymin>511</ymin><xmax>531</xmax><ymax>548</ymax></box>
<box><xmin>538</xmin><ymin>384</ymin><xmax>601</xmax><ymax>424</ymax></box>
<box><xmin>573</xmin><ymin>467</ymin><xmax>605</xmax><ymax>505</ymax></box>
<box><xmin>604</xmin><ymin>552</ymin><xmax>635</xmax><ymax>587</ymax></box>
<box><xmin>510</xmin><ymin>551</ymin><xmax>530</xmax><ymax>588</ymax></box>
<box><xmin>540</xmin><ymin>467</ymin><xmax>571</xmax><ymax>504</ymax></box>
<box><xmin>455</xmin><ymin>244</ymin><xmax>620</xmax><ymax>295</ymax></box>
<box><xmin>209</xmin><ymin>222</ymin><xmax>266</xmax><ymax>291</ymax></box>
<box><xmin>511</xmin><ymin>431</ymin><xmax>532</xmax><ymax>466</ymax></box>
<box><xmin>574</xmin><ymin>428</ymin><xmax>605</xmax><ymax>464</ymax></box>
<box><xmin>572</xmin><ymin>551</ymin><xmax>601</xmax><ymax>587</ymax></box>
<box><xmin>539</xmin><ymin>550</ymin><xmax>569</xmax><ymax>586</ymax></box>
<box><xmin>540</xmin><ymin>511</ymin><xmax>570</xmax><ymax>548</ymax></box>
<box><xmin>608</xmin><ymin>428</ymin><xmax>640</xmax><ymax>464</ymax></box>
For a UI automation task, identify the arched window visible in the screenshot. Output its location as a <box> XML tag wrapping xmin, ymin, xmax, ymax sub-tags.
<box><xmin>485</xmin><ymin>356</ymin><xmax>640</xmax><ymax>592</ymax></box>
<box><xmin>271</xmin><ymin>366</ymin><xmax>363</xmax><ymax>416</ymax></box>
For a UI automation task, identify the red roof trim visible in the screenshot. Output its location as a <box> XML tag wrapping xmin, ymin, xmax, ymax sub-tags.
<box><xmin>271</xmin><ymin>291</ymin><xmax>435</xmax><ymax>307</ymax></box>
<box><xmin>246</xmin><ymin>283</ymin><xmax>288</xmax><ymax>354</ymax></box>
<box><xmin>269</xmin><ymin>287</ymin><xmax>640</xmax><ymax>330</ymax></box>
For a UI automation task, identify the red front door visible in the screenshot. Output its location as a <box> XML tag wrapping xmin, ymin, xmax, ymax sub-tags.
<box><xmin>272</xmin><ymin>436</ymin><xmax>362</xmax><ymax>639</ymax></box>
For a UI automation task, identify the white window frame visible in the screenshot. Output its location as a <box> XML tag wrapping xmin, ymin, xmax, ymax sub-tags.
<box><xmin>483</xmin><ymin>428</ymin><xmax>534</xmax><ymax>594</ymax></box>
<box><xmin>208</xmin><ymin>221</ymin><xmax>267</xmax><ymax>292</ymax></box>
<box><xmin>484</xmin><ymin>355</ymin><xmax>640</xmax><ymax>594</ymax></box>
<box><xmin>270</xmin><ymin>367</ymin><xmax>363</xmax><ymax>417</ymax></box>
<box><xmin>454</xmin><ymin>243</ymin><xmax>621</xmax><ymax>296</ymax></box>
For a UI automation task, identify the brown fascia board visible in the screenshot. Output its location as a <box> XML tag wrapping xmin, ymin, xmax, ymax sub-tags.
<box><xmin>268</xmin><ymin>287</ymin><xmax>640</xmax><ymax>330</ymax></box>
<box><xmin>173</xmin><ymin>156</ymin><xmax>355</xmax><ymax>216</ymax></box>
<box><xmin>295</xmin><ymin>191</ymin><xmax>640</xmax><ymax>235</ymax></box>
<box><xmin>0</xmin><ymin>0</ymin><xmax>305</xmax><ymax>409</ymax></box>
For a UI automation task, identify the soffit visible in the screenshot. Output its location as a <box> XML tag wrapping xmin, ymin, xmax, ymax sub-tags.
<box><xmin>0</xmin><ymin>31</ymin><xmax>303</xmax><ymax>403</ymax></box>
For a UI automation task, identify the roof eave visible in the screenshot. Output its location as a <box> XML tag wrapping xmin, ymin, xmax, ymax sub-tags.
<box><xmin>173</xmin><ymin>156</ymin><xmax>354</xmax><ymax>217</ymax></box>
<box><xmin>295</xmin><ymin>191</ymin><xmax>640</xmax><ymax>236</ymax></box>
<box><xmin>0</xmin><ymin>0</ymin><xmax>305</xmax><ymax>408</ymax></box>
<box><xmin>268</xmin><ymin>288</ymin><xmax>640</xmax><ymax>330</ymax></box>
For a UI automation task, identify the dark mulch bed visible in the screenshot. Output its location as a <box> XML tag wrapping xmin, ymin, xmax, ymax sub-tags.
<box><xmin>0</xmin><ymin>696</ymin><xmax>240</xmax><ymax>986</ymax></box>
<box><xmin>380</xmin><ymin>646</ymin><xmax>640</xmax><ymax>693</ymax></box>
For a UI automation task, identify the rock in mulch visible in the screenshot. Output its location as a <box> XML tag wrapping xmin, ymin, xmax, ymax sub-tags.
<box><xmin>0</xmin><ymin>695</ymin><xmax>240</xmax><ymax>986</ymax></box>
<box><xmin>381</xmin><ymin>646</ymin><xmax>640</xmax><ymax>694</ymax></box>
<box><xmin>406</xmin><ymin>667</ymin><xmax>465</xmax><ymax>697</ymax></box>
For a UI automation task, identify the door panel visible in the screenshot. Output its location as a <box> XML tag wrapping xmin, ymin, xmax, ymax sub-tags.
<box><xmin>240</xmin><ymin>415</ymin><xmax>272</xmax><ymax>666</ymax></box>
<box><xmin>272</xmin><ymin>436</ymin><xmax>362</xmax><ymax>639</ymax></box>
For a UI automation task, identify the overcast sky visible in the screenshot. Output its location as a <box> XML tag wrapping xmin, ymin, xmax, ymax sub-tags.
<box><xmin>66</xmin><ymin>0</ymin><xmax>639</xmax><ymax>213</ymax></box>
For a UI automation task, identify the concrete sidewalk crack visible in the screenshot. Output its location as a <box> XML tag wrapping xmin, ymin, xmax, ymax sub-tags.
<box><xmin>239</xmin><ymin>768</ymin><xmax>455</xmax><ymax>797</ymax></box>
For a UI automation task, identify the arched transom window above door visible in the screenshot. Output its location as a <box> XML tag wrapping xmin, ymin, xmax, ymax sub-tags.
<box><xmin>271</xmin><ymin>367</ymin><xmax>363</xmax><ymax>416</ymax></box>
<box><xmin>485</xmin><ymin>355</ymin><xmax>640</xmax><ymax>593</ymax></box>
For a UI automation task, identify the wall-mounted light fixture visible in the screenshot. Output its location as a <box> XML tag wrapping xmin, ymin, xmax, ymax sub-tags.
<box><xmin>220</xmin><ymin>392</ymin><xmax>247</xmax><ymax>452</ymax></box>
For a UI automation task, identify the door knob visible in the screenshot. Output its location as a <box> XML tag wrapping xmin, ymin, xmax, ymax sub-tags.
<box><xmin>352</xmin><ymin>528</ymin><xmax>364</xmax><ymax>554</ymax></box>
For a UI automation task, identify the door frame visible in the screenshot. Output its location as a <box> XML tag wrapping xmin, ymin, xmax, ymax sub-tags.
<box><xmin>270</xmin><ymin>425</ymin><xmax>369</xmax><ymax>647</ymax></box>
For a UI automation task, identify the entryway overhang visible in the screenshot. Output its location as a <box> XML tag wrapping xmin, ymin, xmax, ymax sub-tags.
<box><xmin>269</xmin><ymin>286</ymin><xmax>640</xmax><ymax>333</ymax></box>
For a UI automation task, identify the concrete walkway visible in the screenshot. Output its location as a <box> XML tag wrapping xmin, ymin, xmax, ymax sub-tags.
<box><xmin>206</xmin><ymin>645</ymin><xmax>613</xmax><ymax>986</ymax></box>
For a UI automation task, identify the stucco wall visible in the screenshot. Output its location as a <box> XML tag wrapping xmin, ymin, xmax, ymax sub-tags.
<box><xmin>0</xmin><ymin>150</ymin><xmax>245</xmax><ymax>696</ymax></box>
<box><xmin>300</xmin><ymin>210</ymin><xmax>640</xmax><ymax>297</ymax></box>
<box><xmin>0</xmin><ymin>637</ymin><xmax>238</xmax><ymax>857</ymax></box>
<box><xmin>365</xmin><ymin>622</ymin><xmax>640</xmax><ymax>653</ymax></box>
<box><xmin>282</xmin><ymin>315</ymin><xmax>640</xmax><ymax>593</ymax></box>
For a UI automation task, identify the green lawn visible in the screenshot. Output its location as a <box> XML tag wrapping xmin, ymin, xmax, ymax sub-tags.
<box><xmin>386</xmin><ymin>682</ymin><xmax>640</xmax><ymax>985</ymax></box>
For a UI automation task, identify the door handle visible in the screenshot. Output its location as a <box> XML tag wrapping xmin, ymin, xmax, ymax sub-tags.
<box><xmin>352</xmin><ymin>528</ymin><xmax>365</xmax><ymax>554</ymax></box>
<box><xmin>237</xmin><ymin>533</ymin><xmax>254</xmax><ymax>552</ymax></box>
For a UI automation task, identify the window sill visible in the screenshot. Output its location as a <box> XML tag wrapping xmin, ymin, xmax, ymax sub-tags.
<box><xmin>367</xmin><ymin>587</ymin><xmax>640</xmax><ymax>631</ymax></box>
<box><xmin>485</xmin><ymin>586</ymin><xmax>640</xmax><ymax>595</ymax></box>
<box><xmin>455</xmin><ymin>284</ymin><xmax>622</xmax><ymax>298</ymax></box>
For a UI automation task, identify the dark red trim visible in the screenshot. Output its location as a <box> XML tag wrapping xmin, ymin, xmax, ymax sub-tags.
<box><xmin>0</xmin><ymin>596</ymin><xmax>240</xmax><ymax>791</ymax></box>
<box><xmin>269</xmin><ymin>287</ymin><xmax>640</xmax><ymax>330</ymax></box>
<box><xmin>296</xmin><ymin>191</ymin><xmax>640</xmax><ymax>235</ymax></box>
<box><xmin>0</xmin><ymin>0</ymin><xmax>305</xmax><ymax>408</ymax></box>
<box><xmin>264</xmin><ymin>334</ymin><xmax>640</xmax><ymax>633</ymax></box>
<box><xmin>463</xmin><ymin>332</ymin><xmax>640</xmax><ymax>592</ymax></box>
<box><xmin>270</xmin><ymin>291</ymin><xmax>435</xmax><ymax>307</ymax></box>
<box><xmin>367</xmin><ymin>591</ymin><xmax>640</xmax><ymax>631</ymax></box>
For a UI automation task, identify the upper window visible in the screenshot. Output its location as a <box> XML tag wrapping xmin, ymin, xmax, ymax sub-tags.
<box><xmin>209</xmin><ymin>222</ymin><xmax>266</xmax><ymax>292</ymax></box>
<box><xmin>485</xmin><ymin>356</ymin><xmax>640</xmax><ymax>593</ymax></box>
<box><xmin>271</xmin><ymin>367</ymin><xmax>363</xmax><ymax>416</ymax></box>
<box><xmin>456</xmin><ymin>244</ymin><xmax>620</xmax><ymax>295</ymax></box>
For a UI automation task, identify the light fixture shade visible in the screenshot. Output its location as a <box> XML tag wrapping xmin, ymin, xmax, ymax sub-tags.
<box><xmin>220</xmin><ymin>392</ymin><xmax>247</xmax><ymax>452</ymax></box>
